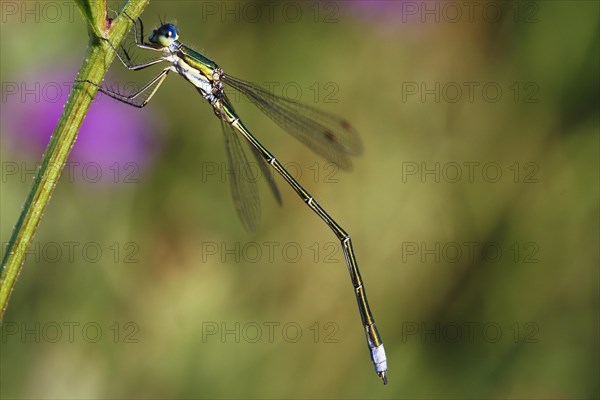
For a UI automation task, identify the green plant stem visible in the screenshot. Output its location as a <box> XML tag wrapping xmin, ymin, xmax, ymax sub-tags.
<box><xmin>0</xmin><ymin>0</ymin><xmax>149</xmax><ymax>319</ymax></box>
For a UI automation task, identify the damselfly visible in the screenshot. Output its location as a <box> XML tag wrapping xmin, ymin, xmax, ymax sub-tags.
<box><xmin>79</xmin><ymin>13</ymin><xmax>388</xmax><ymax>384</ymax></box>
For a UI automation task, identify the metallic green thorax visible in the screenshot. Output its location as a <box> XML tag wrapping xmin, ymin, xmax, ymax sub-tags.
<box><xmin>179</xmin><ymin>44</ymin><xmax>218</xmax><ymax>81</ymax></box>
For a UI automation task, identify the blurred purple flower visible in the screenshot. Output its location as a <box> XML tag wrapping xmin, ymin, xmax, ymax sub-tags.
<box><xmin>344</xmin><ymin>0</ymin><xmax>431</xmax><ymax>31</ymax></box>
<box><xmin>349</xmin><ymin>0</ymin><xmax>406</xmax><ymax>12</ymax></box>
<box><xmin>2</xmin><ymin>65</ymin><xmax>162</xmax><ymax>185</ymax></box>
<box><xmin>346</xmin><ymin>1</ymin><xmax>407</xmax><ymax>21</ymax></box>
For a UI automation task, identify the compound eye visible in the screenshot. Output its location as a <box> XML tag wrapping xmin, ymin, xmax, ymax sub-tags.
<box><xmin>149</xmin><ymin>23</ymin><xmax>179</xmax><ymax>47</ymax></box>
<box><xmin>165</xmin><ymin>24</ymin><xmax>178</xmax><ymax>39</ymax></box>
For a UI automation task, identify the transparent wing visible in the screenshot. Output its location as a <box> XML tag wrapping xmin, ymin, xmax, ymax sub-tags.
<box><xmin>248</xmin><ymin>144</ymin><xmax>282</xmax><ymax>206</ymax></box>
<box><xmin>220</xmin><ymin>117</ymin><xmax>261</xmax><ymax>232</ymax></box>
<box><xmin>222</xmin><ymin>74</ymin><xmax>363</xmax><ymax>170</ymax></box>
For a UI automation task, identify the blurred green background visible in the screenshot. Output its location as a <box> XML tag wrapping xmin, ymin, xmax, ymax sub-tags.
<box><xmin>1</xmin><ymin>1</ymin><xmax>598</xmax><ymax>398</ymax></box>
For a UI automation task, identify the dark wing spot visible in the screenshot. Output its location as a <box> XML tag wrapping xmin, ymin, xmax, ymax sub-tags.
<box><xmin>340</xmin><ymin>120</ymin><xmax>353</xmax><ymax>131</ymax></box>
<box><xmin>324</xmin><ymin>130</ymin><xmax>338</xmax><ymax>144</ymax></box>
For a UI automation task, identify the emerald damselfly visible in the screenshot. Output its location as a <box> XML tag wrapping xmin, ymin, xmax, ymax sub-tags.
<box><xmin>79</xmin><ymin>13</ymin><xmax>388</xmax><ymax>384</ymax></box>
